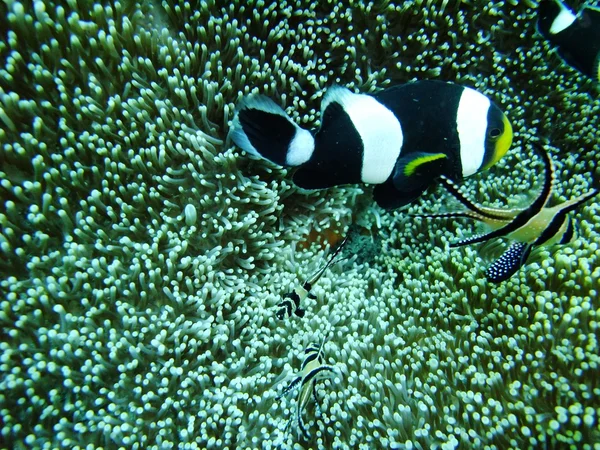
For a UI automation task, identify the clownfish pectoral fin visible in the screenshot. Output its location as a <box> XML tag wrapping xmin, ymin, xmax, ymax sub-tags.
<box><xmin>485</xmin><ymin>242</ymin><xmax>532</xmax><ymax>283</ymax></box>
<box><xmin>392</xmin><ymin>152</ymin><xmax>448</xmax><ymax>193</ymax></box>
<box><xmin>295</xmin><ymin>307</ymin><xmax>306</xmax><ymax>318</ymax></box>
<box><xmin>373</xmin><ymin>181</ymin><xmax>424</xmax><ymax>209</ymax></box>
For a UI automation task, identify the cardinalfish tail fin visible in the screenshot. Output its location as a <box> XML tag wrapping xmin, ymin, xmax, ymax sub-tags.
<box><xmin>229</xmin><ymin>94</ymin><xmax>316</xmax><ymax>167</ymax></box>
<box><xmin>555</xmin><ymin>188</ymin><xmax>600</xmax><ymax>215</ymax></box>
<box><xmin>305</xmin><ymin>235</ymin><xmax>350</xmax><ymax>286</ymax></box>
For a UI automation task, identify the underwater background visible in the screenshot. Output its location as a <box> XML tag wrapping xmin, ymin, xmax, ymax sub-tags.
<box><xmin>1</xmin><ymin>0</ymin><xmax>599</xmax><ymax>449</ymax></box>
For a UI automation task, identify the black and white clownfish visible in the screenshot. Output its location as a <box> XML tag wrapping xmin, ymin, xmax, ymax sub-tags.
<box><xmin>277</xmin><ymin>339</ymin><xmax>336</xmax><ymax>439</ymax></box>
<box><xmin>537</xmin><ymin>0</ymin><xmax>600</xmax><ymax>82</ymax></box>
<box><xmin>276</xmin><ymin>235</ymin><xmax>348</xmax><ymax>320</ymax></box>
<box><xmin>416</xmin><ymin>144</ymin><xmax>598</xmax><ymax>282</ymax></box>
<box><xmin>228</xmin><ymin>80</ymin><xmax>513</xmax><ymax>209</ymax></box>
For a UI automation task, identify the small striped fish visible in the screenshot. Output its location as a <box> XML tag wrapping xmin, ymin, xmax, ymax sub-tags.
<box><xmin>276</xmin><ymin>235</ymin><xmax>348</xmax><ymax>319</ymax></box>
<box><xmin>277</xmin><ymin>339</ymin><xmax>336</xmax><ymax>438</ymax></box>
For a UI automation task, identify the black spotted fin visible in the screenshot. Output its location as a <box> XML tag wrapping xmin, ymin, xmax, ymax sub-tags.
<box><xmin>485</xmin><ymin>242</ymin><xmax>532</xmax><ymax>282</ymax></box>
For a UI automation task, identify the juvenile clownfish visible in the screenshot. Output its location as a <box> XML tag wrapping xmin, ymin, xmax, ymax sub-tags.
<box><xmin>537</xmin><ymin>0</ymin><xmax>600</xmax><ymax>82</ymax></box>
<box><xmin>229</xmin><ymin>80</ymin><xmax>513</xmax><ymax>209</ymax></box>
<box><xmin>276</xmin><ymin>236</ymin><xmax>348</xmax><ymax>319</ymax></box>
<box><xmin>277</xmin><ymin>340</ymin><xmax>336</xmax><ymax>439</ymax></box>
<box><xmin>416</xmin><ymin>144</ymin><xmax>598</xmax><ymax>282</ymax></box>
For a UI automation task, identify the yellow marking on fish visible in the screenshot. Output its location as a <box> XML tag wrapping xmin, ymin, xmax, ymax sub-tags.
<box><xmin>485</xmin><ymin>114</ymin><xmax>513</xmax><ymax>169</ymax></box>
<box><xmin>403</xmin><ymin>153</ymin><xmax>447</xmax><ymax>176</ymax></box>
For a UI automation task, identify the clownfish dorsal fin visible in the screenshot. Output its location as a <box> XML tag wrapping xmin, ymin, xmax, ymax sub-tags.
<box><xmin>321</xmin><ymin>96</ymin><xmax>344</xmax><ymax>130</ymax></box>
<box><xmin>485</xmin><ymin>242</ymin><xmax>532</xmax><ymax>283</ymax></box>
<box><xmin>320</xmin><ymin>88</ymin><xmax>348</xmax><ymax>131</ymax></box>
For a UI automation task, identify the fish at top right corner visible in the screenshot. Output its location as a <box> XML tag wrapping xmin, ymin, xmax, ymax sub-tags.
<box><xmin>536</xmin><ymin>0</ymin><xmax>600</xmax><ymax>83</ymax></box>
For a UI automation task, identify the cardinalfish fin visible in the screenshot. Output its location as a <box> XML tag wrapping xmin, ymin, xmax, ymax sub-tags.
<box><xmin>304</xmin><ymin>235</ymin><xmax>349</xmax><ymax>286</ymax></box>
<box><xmin>530</xmin><ymin>187</ymin><xmax>599</xmax><ymax>247</ymax></box>
<box><xmin>485</xmin><ymin>242</ymin><xmax>532</xmax><ymax>283</ymax></box>
<box><xmin>525</xmin><ymin>142</ymin><xmax>556</xmax><ymax>210</ymax></box>
<box><xmin>450</xmin><ymin>230</ymin><xmax>502</xmax><ymax>248</ymax></box>
<box><xmin>550</xmin><ymin>188</ymin><xmax>600</xmax><ymax>216</ymax></box>
<box><xmin>438</xmin><ymin>175</ymin><xmax>519</xmax><ymax>222</ymax></box>
<box><xmin>392</xmin><ymin>152</ymin><xmax>447</xmax><ymax>193</ymax></box>
<box><xmin>412</xmin><ymin>210</ymin><xmax>501</xmax><ymax>221</ymax></box>
<box><xmin>277</xmin><ymin>376</ymin><xmax>302</xmax><ymax>399</ymax></box>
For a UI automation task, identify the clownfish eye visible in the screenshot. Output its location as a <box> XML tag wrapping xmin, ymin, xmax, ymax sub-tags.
<box><xmin>488</xmin><ymin>128</ymin><xmax>502</xmax><ymax>139</ymax></box>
